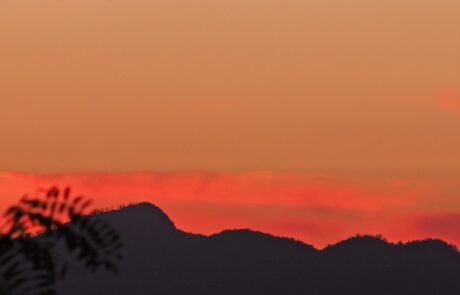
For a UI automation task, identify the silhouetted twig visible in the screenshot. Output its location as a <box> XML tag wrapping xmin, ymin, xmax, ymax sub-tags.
<box><xmin>0</xmin><ymin>187</ymin><xmax>122</xmax><ymax>295</ymax></box>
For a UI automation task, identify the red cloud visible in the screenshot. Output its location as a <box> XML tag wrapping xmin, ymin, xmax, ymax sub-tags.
<box><xmin>436</xmin><ymin>92</ymin><xmax>460</xmax><ymax>114</ymax></box>
<box><xmin>0</xmin><ymin>172</ymin><xmax>457</xmax><ymax>248</ymax></box>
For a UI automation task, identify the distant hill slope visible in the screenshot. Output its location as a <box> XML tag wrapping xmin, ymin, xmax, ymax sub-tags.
<box><xmin>58</xmin><ymin>203</ymin><xmax>460</xmax><ymax>295</ymax></box>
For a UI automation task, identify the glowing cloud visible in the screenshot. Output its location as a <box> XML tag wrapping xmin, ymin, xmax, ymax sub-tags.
<box><xmin>436</xmin><ymin>92</ymin><xmax>460</xmax><ymax>114</ymax></box>
<box><xmin>0</xmin><ymin>172</ymin><xmax>459</xmax><ymax>248</ymax></box>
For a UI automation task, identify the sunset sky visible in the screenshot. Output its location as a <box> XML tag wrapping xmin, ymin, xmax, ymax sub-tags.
<box><xmin>1</xmin><ymin>0</ymin><xmax>460</xmax><ymax>248</ymax></box>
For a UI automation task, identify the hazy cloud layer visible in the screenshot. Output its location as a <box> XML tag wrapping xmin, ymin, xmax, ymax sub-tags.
<box><xmin>1</xmin><ymin>172</ymin><xmax>459</xmax><ymax>248</ymax></box>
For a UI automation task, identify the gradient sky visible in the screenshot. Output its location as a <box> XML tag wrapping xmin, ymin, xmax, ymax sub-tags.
<box><xmin>1</xmin><ymin>0</ymin><xmax>460</xmax><ymax>247</ymax></box>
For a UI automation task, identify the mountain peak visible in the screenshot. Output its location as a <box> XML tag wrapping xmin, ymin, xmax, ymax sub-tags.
<box><xmin>121</xmin><ymin>202</ymin><xmax>169</xmax><ymax>215</ymax></box>
<box><xmin>94</xmin><ymin>202</ymin><xmax>176</xmax><ymax>234</ymax></box>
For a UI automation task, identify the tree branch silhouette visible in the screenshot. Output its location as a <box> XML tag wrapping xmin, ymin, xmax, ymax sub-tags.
<box><xmin>0</xmin><ymin>187</ymin><xmax>123</xmax><ymax>295</ymax></box>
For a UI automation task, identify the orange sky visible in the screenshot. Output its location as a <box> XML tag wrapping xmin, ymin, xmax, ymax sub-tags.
<box><xmin>1</xmin><ymin>0</ymin><xmax>460</xmax><ymax>247</ymax></box>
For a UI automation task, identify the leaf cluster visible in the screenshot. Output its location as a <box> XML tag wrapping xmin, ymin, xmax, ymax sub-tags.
<box><xmin>0</xmin><ymin>187</ymin><xmax>123</xmax><ymax>295</ymax></box>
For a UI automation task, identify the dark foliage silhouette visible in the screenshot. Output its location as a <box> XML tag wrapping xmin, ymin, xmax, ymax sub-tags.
<box><xmin>58</xmin><ymin>202</ymin><xmax>460</xmax><ymax>295</ymax></box>
<box><xmin>0</xmin><ymin>187</ymin><xmax>122</xmax><ymax>295</ymax></box>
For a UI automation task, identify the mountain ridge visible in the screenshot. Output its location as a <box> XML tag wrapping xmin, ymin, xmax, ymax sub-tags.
<box><xmin>91</xmin><ymin>202</ymin><xmax>458</xmax><ymax>252</ymax></box>
<box><xmin>57</xmin><ymin>202</ymin><xmax>460</xmax><ymax>295</ymax></box>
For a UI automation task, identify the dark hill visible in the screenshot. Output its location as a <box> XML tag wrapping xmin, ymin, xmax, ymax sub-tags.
<box><xmin>58</xmin><ymin>203</ymin><xmax>460</xmax><ymax>295</ymax></box>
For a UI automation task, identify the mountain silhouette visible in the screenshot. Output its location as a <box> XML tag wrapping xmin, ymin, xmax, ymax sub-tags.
<box><xmin>57</xmin><ymin>203</ymin><xmax>460</xmax><ymax>295</ymax></box>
